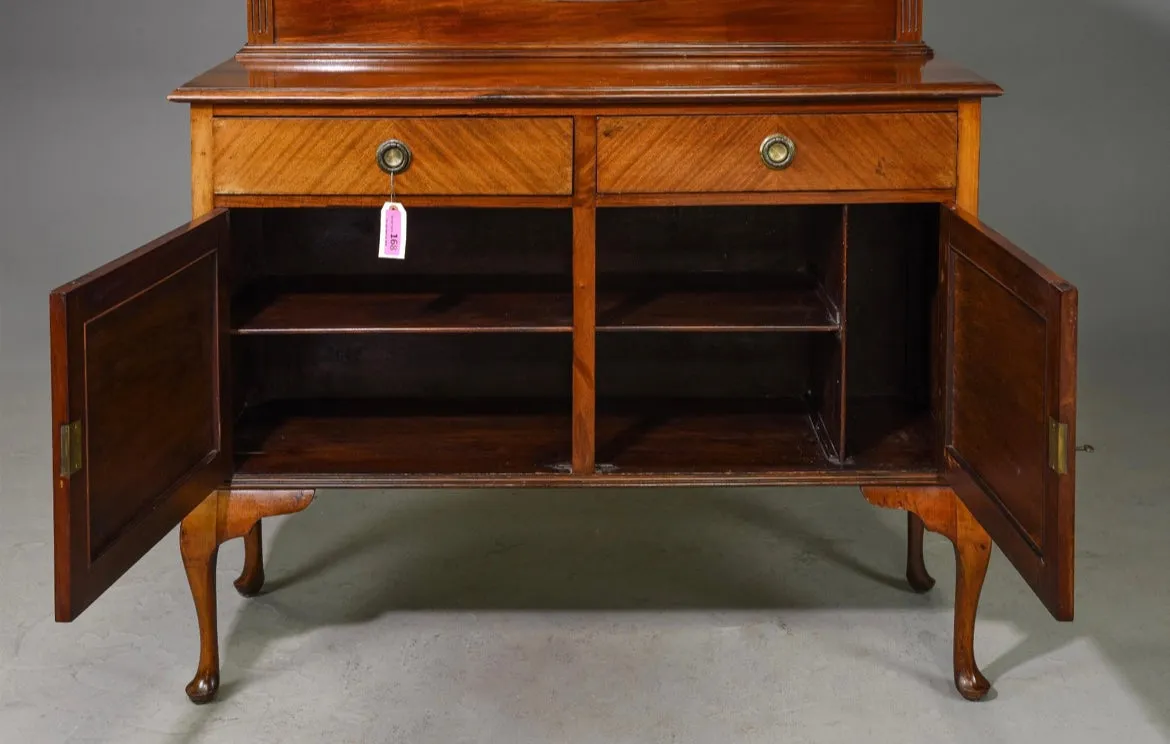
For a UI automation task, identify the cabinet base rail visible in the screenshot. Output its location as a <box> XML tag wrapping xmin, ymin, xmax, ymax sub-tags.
<box><xmin>179</xmin><ymin>485</ymin><xmax>990</xmax><ymax>704</ymax></box>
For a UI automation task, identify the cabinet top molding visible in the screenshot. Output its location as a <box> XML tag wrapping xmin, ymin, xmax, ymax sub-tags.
<box><xmin>170</xmin><ymin>56</ymin><xmax>1002</xmax><ymax>105</ymax></box>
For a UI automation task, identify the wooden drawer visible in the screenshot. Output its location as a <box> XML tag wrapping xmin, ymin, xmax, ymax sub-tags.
<box><xmin>597</xmin><ymin>114</ymin><xmax>957</xmax><ymax>194</ymax></box>
<box><xmin>214</xmin><ymin>117</ymin><xmax>574</xmax><ymax>196</ymax></box>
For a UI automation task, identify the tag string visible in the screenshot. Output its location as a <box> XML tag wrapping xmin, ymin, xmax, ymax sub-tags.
<box><xmin>389</xmin><ymin>172</ymin><xmax>396</xmax><ymax>204</ymax></box>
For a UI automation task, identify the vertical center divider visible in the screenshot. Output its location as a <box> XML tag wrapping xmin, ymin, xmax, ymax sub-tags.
<box><xmin>834</xmin><ymin>205</ymin><xmax>850</xmax><ymax>461</ymax></box>
<box><xmin>812</xmin><ymin>205</ymin><xmax>849</xmax><ymax>464</ymax></box>
<box><xmin>572</xmin><ymin>116</ymin><xmax>598</xmax><ymax>473</ymax></box>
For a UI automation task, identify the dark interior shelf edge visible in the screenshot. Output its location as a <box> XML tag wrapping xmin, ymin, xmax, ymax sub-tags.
<box><xmin>229</xmin><ymin>470</ymin><xmax>946</xmax><ymax>489</ymax></box>
<box><xmin>232</xmin><ymin>287</ymin><xmax>842</xmax><ymax>334</ymax></box>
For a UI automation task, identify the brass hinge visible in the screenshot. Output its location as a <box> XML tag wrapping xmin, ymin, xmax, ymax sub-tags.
<box><xmin>59</xmin><ymin>421</ymin><xmax>82</xmax><ymax>478</ymax></box>
<box><xmin>1048</xmin><ymin>417</ymin><xmax>1069</xmax><ymax>475</ymax></box>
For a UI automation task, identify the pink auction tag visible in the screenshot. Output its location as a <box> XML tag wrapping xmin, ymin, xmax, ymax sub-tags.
<box><xmin>379</xmin><ymin>202</ymin><xmax>407</xmax><ymax>260</ymax></box>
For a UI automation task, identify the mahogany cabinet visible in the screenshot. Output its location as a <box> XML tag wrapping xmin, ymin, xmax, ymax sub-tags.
<box><xmin>50</xmin><ymin>0</ymin><xmax>1077</xmax><ymax>704</ymax></box>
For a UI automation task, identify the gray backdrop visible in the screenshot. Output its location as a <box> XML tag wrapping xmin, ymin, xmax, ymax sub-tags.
<box><xmin>2</xmin><ymin>1</ymin><xmax>1169</xmax><ymax>741</ymax></box>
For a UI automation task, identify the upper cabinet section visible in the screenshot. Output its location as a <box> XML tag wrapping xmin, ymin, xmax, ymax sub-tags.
<box><xmin>255</xmin><ymin>0</ymin><xmax>916</xmax><ymax>48</ymax></box>
<box><xmin>170</xmin><ymin>0</ymin><xmax>1003</xmax><ymax>105</ymax></box>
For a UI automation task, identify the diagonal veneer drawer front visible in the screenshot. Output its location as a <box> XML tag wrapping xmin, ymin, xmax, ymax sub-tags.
<box><xmin>597</xmin><ymin>113</ymin><xmax>958</xmax><ymax>194</ymax></box>
<box><xmin>213</xmin><ymin>117</ymin><xmax>575</xmax><ymax>196</ymax></box>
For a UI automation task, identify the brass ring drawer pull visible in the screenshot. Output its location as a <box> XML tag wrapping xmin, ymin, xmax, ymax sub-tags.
<box><xmin>760</xmin><ymin>134</ymin><xmax>796</xmax><ymax>170</ymax></box>
<box><xmin>376</xmin><ymin>139</ymin><xmax>413</xmax><ymax>175</ymax></box>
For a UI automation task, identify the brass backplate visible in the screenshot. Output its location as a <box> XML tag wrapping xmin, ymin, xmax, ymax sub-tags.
<box><xmin>1048</xmin><ymin>418</ymin><xmax>1069</xmax><ymax>475</ymax></box>
<box><xmin>60</xmin><ymin>420</ymin><xmax>82</xmax><ymax>477</ymax></box>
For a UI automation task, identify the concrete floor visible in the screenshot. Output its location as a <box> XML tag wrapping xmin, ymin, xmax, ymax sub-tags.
<box><xmin>3</xmin><ymin>363</ymin><xmax>1170</xmax><ymax>743</ymax></box>
<box><xmin>4</xmin><ymin>3</ymin><xmax>1170</xmax><ymax>739</ymax></box>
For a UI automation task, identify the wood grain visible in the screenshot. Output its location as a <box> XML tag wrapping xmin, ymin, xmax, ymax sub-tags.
<box><xmin>235</xmin><ymin>334</ymin><xmax>572</xmax><ymax>402</ymax></box>
<box><xmin>232</xmin><ymin>469</ymin><xmax>944</xmax><ymax>490</ymax></box>
<box><xmin>191</xmin><ymin>106</ymin><xmax>214</xmax><ymax>218</ymax></box>
<box><xmin>572</xmin><ymin>115</ymin><xmax>598</xmax><ymax>474</ymax></box>
<box><xmin>233</xmin><ymin>289</ymin><xmax>573</xmax><ymax>334</ymax></box>
<box><xmin>214</xmin><ymin>117</ymin><xmax>574</xmax><ymax>196</ymax></box>
<box><xmin>595</xmin><ymin>190</ymin><xmax>954</xmax><ymax>208</ymax></box>
<box><xmin>844</xmin><ymin>204</ymin><xmax>936</xmax><ymax>466</ymax></box>
<box><xmin>215</xmin><ymin>190</ymin><xmax>951</xmax><ymax>210</ymax></box>
<box><xmin>957</xmin><ymin>100</ymin><xmax>982</xmax><ymax>213</ymax></box>
<box><xmin>596</xmin><ymin>287</ymin><xmax>839</xmax><ymax>333</ymax></box>
<box><xmin>170</xmin><ymin>57</ymin><xmax>1003</xmax><ymax>106</ymax></box>
<box><xmin>248</xmin><ymin>0</ymin><xmax>275</xmax><ymax>45</ymax></box>
<box><xmin>179</xmin><ymin>493</ymin><xmax>219</xmax><ymax>704</ymax></box>
<box><xmin>596</xmin><ymin>400</ymin><xmax>824</xmax><ymax>473</ymax></box>
<box><xmin>234</xmin><ymin>522</ymin><xmax>265</xmax><ymax>597</ymax></box>
<box><xmin>216</xmin><ymin>194</ymin><xmax>573</xmax><ymax>209</ymax></box>
<box><xmin>228</xmin><ymin>207</ymin><xmax>572</xmax><ymax>280</ymax></box>
<box><xmin>861</xmin><ymin>486</ymin><xmax>992</xmax><ymax>700</ymax></box>
<box><xmin>181</xmin><ymin>488</ymin><xmax>315</xmax><ymax>703</ymax></box>
<box><xmin>815</xmin><ymin>207</ymin><xmax>848</xmax><ymax>461</ymax></box>
<box><xmin>941</xmin><ymin>206</ymin><xmax>1077</xmax><ymax>621</ymax></box>
<box><xmin>897</xmin><ymin>0</ymin><xmax>923</xmax><ymax>42</ymax></box>
<box><xmin>906</xmin><ymin>512</ymin><xmax>936</xmax><ymax>592</ymax></box>
<box><xmin>52</xmin><ymin>211</ymin><xmax>231</xmax><ymax>621</ymax></box>
<box><xmin>845</xmin><ymin>399</ymin><xmax>935</xmax><ymax>472</ymax></box>
<box><xmin>234</xmin><ymin>400</ymin><xmax>572</xmax><ymax>476</ymax></box>
<box><xmin>597</xmin><ymin>114</ymin><xmax>957</xmax><ymax>194</ymax></box>
<box><xmin>594</xmin><ymin>398</ymin><xmax>931</xmax><ymax>475</ymax></box>
<box><xmin>213</xmin><ymin>101</ymin><xmax>963</xmax><ymax>119</ymax></box>
<box><xmin>271</xmin><ymin>0</ymin><xmax>901</xmax><ymax>46</ymax></box>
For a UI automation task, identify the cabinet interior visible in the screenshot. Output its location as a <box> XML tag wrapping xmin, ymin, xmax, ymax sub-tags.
<box><xmin>228</xmin><ymin>204</ymin><xmax>938</xmax><ymax>478</ymax></box>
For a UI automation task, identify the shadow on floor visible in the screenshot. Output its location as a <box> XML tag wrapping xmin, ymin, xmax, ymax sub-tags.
<box><xmin>208</xmin><ymin>487</ymin><xmax>1024</xmax><ymax>690</ymax></box>
<box><xmin>156</xmin><ymin>463</ymin><xmax>1170</xmax><ymax>744</ymax></box>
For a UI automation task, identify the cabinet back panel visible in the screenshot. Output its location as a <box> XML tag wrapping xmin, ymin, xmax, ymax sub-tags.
<box><xmin>844</xmin><ymin>203</ymin><xmax>936</xmax><ymax>463</ymax></box>
<box><xmin>272</xmin><ymin>0</ymin><xmax>900</xmax><ymax>46</ymax></box>
<box><xmin>232</xmin><ymin>208</ymin><xmax>572</xmax><ymax>282</ymax></box>
<box><xmin>598</xmin><ymin>206</ymin><xmax>842</xmax><ymax>280</ymax></box>
<box><xmin>236</xmin><ymin>334</ymin><xmax>571</xmax><ymax>404</ymax></box>
<box><xmin>597</xmin><ymin>333</ymin><xmax>815</xmax><ymax>400</ymax></box>
<box><xmin>845</xmin><ymin>204</ymin><xmax>935</xmax><ymax>401</ymax></box>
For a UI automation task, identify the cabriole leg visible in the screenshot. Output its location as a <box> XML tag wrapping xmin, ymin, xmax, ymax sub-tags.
<box><xmin>951</xmin><ymin>501</ymin><xmax>992</xmax><ymax>700</ymax></box>
<box><xmin>861</xmin><ymin>486</ymin><xmax>992</xmax><ymax>701</ymax></box>
<box><xmin>906</xmin><ymin>512</ymin><xmax>936</xmax><ymax>593</ymax></box>
<box><xmin>179</xmin><ymin>489</ymin><xmax>315</xmax><ymax>704</ymax></box>
<box><xmin>180</xmin><ymin>494</ymin><xmax>221</xmax><ymax>704</ymax></box>
<box><xmin>234</xmin><ymin>522</ymin><xmax>265</xmax><ymax>597</ymax></box>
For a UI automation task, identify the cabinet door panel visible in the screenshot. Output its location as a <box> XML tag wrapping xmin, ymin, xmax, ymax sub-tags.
<box><xmin>941</xmin><ymin>206</ymin><xmax>1077</xmax><ymax>620</ymax></box>
<box><xmin>51</xmin><ymin>210</ymin><xmax>231</xmax><ymax>621</ymax></box>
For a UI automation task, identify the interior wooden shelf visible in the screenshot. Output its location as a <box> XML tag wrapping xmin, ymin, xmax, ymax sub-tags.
<box><xmin>595</xmin><ymin>398</ymin><xmax>826</xmax><ymax>473</ymax></box>
<box><xmin>234</xmin><ymin>399</ymin><xmax>572</xmax><ymax>475</ymax></box>
<box><xmin>594</xmin><ymin>397</ymin><xmax>934</xmax><ymax>475</ymax></box>
<box><xmin>233</xmin><ymin>289</ymin><xmax>572</xmax><ymax>334</ymax></box>
<box><xmin>233</xmin><ymin>275</ymin><xmax>840</xmax><ymax>335</ymax></box>
<box><xmin>597</xmin><ymin>286</ymin><xmax>839</xmax><ymax>333</ymax></box>
<box><xmin>844</xmin><ymin>398</ymin><xmax>936</xmax><ymax>473</ymax></box>
<box><xmin>232</xmin><ymin>397</ymin><xmax>934</xmax><ymax>478</ymax></box>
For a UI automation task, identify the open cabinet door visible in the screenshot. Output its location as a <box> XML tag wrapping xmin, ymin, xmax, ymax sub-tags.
<box><xmin>940</xmin><ymin>206</ymin><xmax>1077</xmax><ymax>621</ymax></box>
<box><xmin>51</xmin><ymin>210</ymin><xmax>231</xmax><ymax>621</ymax></box>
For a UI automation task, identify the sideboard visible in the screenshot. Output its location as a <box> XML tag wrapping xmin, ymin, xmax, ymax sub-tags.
<box><xmin>50</xmin><ymin>0</ymin><xmax>1077</xmax><ymax>704</ymax></box>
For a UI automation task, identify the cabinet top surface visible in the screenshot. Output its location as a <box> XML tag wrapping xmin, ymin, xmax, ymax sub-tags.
<box><xmin>171</xmin><ymin>56</ymin><xmax>1001</xmax><ymax>106</ymax></box>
